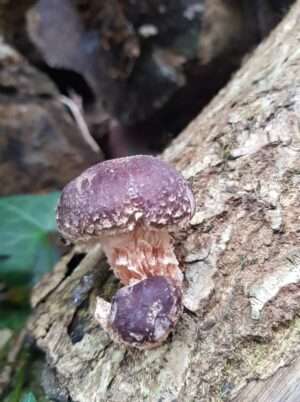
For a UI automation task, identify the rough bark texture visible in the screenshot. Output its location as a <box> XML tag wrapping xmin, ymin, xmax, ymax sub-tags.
<box><xmin>29</xmin><ymin>2</ymin><xmax>300</xmax><ymax>401</ymax></box>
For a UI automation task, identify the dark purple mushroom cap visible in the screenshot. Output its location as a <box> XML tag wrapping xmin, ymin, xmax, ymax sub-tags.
<box><xmin>109</xmin><ymin>276</ymin><xmax>182</xmax><ymax>348</ymax></box>
<box><xmin>56</xmin><ymin>155</ymin><xmax>195</xmax><ymax>242</ymax></box>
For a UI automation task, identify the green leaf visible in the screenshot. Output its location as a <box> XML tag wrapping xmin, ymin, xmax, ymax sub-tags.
<box><xmin>0</xmin><ymin>304</ymin><xmax>30</xmax><ymax>331</ymax></box>
<box><xmin>20</xmin><ymin>392</ymin><xmax>37</xmax><ymax>402</ymax></box>
<box><xmin>0</xmin><ymin>193</ymin><xmax>60</xmax><ymax>285</ymax></box>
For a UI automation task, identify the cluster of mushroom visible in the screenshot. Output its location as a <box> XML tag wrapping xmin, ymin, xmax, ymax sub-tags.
<box><xmin>56</xmin><ymin>155</ymin><xmax>195</xmax><ymax>349</ymax></box>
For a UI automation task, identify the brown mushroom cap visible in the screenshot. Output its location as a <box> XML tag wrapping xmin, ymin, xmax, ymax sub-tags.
<box><xmin>56</xmin><ymin>155</ymin><xmax>195</xmax><ymax>243</ymax></box>
<box><xmin>109</xmin><ymin>276</ymin><xmax>182</xmax><ymax>348</ymax></box>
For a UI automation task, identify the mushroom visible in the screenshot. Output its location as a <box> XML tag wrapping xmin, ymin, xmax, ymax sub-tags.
<box><xmin>56</xmin><ymin>155</ymin><xmax>195</xmax><ymax>287</ymax></box>
<box><xmin>56</xmin><ymin>155</ymin><xmax>195</xmax><ymax>348</ymax></box>
<box><xmin>95</xmin><ymin>276</ymin><xmax>182</xmax><ymax>349</ymax></box>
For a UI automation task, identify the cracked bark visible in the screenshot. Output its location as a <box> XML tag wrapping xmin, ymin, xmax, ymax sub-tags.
<box><xmin>29</xmin><ymin>2</ymin><xmax>300</xmax><ymax>401</ymax></box>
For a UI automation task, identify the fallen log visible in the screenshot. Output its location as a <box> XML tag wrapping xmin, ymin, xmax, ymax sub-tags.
<box><xmin>29</xmin><ymin>2</ymin><xmax>300</xmax><ymax>401</ymax></box>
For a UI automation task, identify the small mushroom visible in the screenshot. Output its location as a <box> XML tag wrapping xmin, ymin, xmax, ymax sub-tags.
<box><xmin>56</xmin><ymin>155</ymin><xmax>195</xmax><ymax>287</ymax></box>
<box><xmin>95</xmin><ymin>276</ymin><xmax>182</xmax><ymax>349</ymax></box>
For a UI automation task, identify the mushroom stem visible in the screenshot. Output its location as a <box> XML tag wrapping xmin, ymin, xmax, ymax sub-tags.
<box><xmin>99</xmin><ymin>226</ymin><xmax>183</xmax><ymax>287</ymax></box>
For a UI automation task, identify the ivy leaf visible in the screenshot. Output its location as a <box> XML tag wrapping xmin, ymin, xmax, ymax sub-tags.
<box><xmin>20</xmin><ymin>392</ymin><xmax>37</xmax><ymax>402</ymax></box>
<box><xmin>0</xmin><ymin>305</ymin><xmax>30</xmax><ymax>331</ymax></box>
<box><xmin>0</xmin><ymin>193</ymin><xmax>60</xmax><ymax>285</ymax></box>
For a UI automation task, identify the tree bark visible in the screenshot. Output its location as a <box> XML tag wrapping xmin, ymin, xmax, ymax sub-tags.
<box><xmin>29</xmin><ymin>1</ymin><xmax>300</xmax><ymax>401</ymax></box>
<box><xmin>0</xmin><ymin>38</ymin><xmax>101</xmax><ymax>195</ymax></box>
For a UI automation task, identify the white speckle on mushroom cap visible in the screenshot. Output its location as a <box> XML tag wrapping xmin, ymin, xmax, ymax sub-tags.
<box><xmin>56</xmin><ymin>155</ymin><xmax>195</xmax><ymax>243</ymax></box>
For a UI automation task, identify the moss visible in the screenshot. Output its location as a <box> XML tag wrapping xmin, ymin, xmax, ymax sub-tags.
<box><xmin>217</xmin><ymin>317</ymin><xmax>300</xmax><ymax>400</ymax></box>
<box><xmin>99</xmin><ymin>274</ymin><xmax>120</xmax><ymax>301</ymax></box>
<box><xmin>222</xmin><ymin>144</ymin><xmax>233</xmax><ymax>161</ymax></box>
